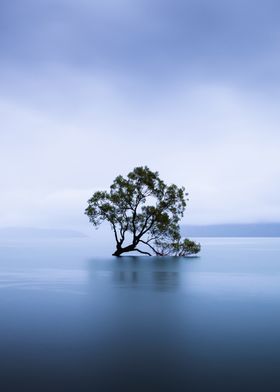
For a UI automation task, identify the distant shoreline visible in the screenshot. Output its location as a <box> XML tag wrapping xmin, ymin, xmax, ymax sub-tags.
<box><xmin>181</xmin><ymin>224</ymin><xmax>280</xmax><ymax>237</ymax></box>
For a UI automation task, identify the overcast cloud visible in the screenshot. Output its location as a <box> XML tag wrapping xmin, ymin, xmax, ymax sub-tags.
<box><xmin>0</xmin><ymin>0</ymin><xmax>280</xmax><ymax>230</ymax></box>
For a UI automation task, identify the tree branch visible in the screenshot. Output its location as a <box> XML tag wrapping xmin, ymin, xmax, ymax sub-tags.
<box><xmin>139</xmin><ymin>217</ymin><xmax>155</xmax><ymax>237</ymax></box>
<box><xmin>112</xmin><ymin>223</ymin><xmax>120</xmax><ymax>245</ymax></box>
<box><xmin>146</xmin><ymin>236</ymin><xmax>157</xmax><ymax>243</ymax></box>
<box><xmin>134</xmin><ymin>248</ymin><xmax>152</xmax><ymax>256</ymax></box>
<box><xmin>132</xmin><ymin>199</ymin><xmax>141</xmax><ymax>240</ymax></box>
<box><xmin>136</xmin><ymin>214</ymin><xmax>154</xmax><ymax>239</ymax></box>
<box><xmin>139</xmin><ymin>239</ymin><xmax>159</xmax><ymax>255</ymax></box>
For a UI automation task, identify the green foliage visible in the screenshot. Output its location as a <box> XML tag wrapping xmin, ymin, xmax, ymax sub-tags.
<box><xmin>154</xmin><ymin>238</ymin><xmax>201</xmax><ymax>256</ymax></box>
<box><xmin>85</xmin><ymin>166</ymin><xmax>200</xmax><ymax>257</ymax></box>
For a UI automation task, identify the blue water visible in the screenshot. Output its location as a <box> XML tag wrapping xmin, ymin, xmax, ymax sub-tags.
<box><xmin>1</xmin><ymin>238</ymin><xmax>280</xmax><ymax>391</ymax></box>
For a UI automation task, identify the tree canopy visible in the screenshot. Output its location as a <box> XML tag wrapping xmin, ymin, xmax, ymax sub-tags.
<box><xmin>85</xmin><ymin>166</ymin><xmax>200</xmax><ymax>257</ymax></box>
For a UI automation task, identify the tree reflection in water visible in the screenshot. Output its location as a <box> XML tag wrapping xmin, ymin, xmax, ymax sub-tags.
<box><xmin>112</xmin><ymin>257</ymin><xmax>181</xmax><ymax>292</ymax></box>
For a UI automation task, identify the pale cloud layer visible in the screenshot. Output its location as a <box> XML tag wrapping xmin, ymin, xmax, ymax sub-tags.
<box><xmin>0</xmin><ymin>0</ymin><xmax>279</xmax><ymax>230</ymax></box>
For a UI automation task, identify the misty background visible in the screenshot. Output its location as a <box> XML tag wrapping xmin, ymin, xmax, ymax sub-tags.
<box><xmin>1</xmin><ymin>0</ymin><xmax>280</xmax><ymax>237</ymax></box>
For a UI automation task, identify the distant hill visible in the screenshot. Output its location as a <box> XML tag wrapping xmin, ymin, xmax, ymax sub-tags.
<box><xmin>0</xmin><ymin>227</ymin><xmax>87</xmax><ymax>239</ymax></box>
<box><xmin>181</xmin><ymin>223</ymin><xmax>280</xmax><ymax>237</ymax></box>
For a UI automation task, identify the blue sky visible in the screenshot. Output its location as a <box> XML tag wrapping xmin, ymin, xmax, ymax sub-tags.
<box><xmin>1</xmin><ymin>0</ymin><xmax>280</xmax><ymax>229</ymax></box>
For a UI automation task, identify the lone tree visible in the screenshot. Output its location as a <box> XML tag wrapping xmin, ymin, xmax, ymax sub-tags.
<box><xmin>85</xmin><ymin>166</ymin><xmax>200</xmax><ymax>257</ymax></box>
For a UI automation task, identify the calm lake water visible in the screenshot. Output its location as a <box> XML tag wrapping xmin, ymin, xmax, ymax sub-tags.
<box><xmin>1</xmin><ymin>238</ymin><xmax>280</xmax><ymax>391</ymax></box>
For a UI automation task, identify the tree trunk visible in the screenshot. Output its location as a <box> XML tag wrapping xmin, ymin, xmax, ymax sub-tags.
<box><xmin>112</xmin><ymin>247</ymin><xmax>124</xmax><ymax>256</ymax></box>
<box><xmin>112</xmin><ymin>250</ymin><xmax>123</xmax><ymax>256</ymax></box>
<box><xmin>112</xmin><ymin>244</ymin><xmax>136</xmax><ymax>256</ymax></box>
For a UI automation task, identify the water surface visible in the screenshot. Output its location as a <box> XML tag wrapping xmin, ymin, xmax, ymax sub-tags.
<box><xmin>1</xmin><ymin>238</ymin><xmax>280</xmax><ymax>391</ymax></box>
